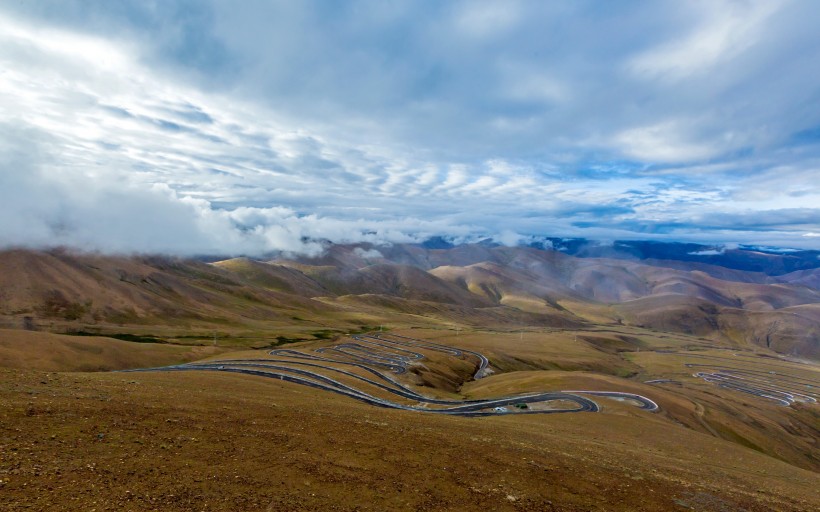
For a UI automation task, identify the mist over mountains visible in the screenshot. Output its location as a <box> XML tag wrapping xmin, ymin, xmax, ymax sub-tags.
<box><xmin>424</xmin><ymin>236</ymin><xmax>820</xmax><ymax>275</ymax></box>
<box><xmin>3</xmin><ymin>3</ymin><xmax>820</xmax><ymax>509</ymax></box>
<box><xmin>3</xmin><ymin>239</ymin><xmax>817</xmax><ymax>360</ymax></box>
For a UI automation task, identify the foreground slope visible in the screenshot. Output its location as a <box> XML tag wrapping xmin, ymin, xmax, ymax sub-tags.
<box><xmin>2</xmin><ymin>366</ymin><xmax>818</xmax><ymax>512</ymax></box>
<box><xmin>1</xmin><ymin>315</ymin><xmax>818</xmax><ymax>510</ymax></box>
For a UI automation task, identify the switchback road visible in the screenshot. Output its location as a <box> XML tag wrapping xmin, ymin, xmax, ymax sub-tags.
<box><xmin>125</xmin><ymin>332</ymin><xmax>658</xmax><ymax>416</ymax></box>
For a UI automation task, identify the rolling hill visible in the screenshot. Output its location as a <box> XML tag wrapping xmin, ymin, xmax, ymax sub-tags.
<box><xmin>1</xmin><ymin>243</ymin><xmax>818</xmax><ymax>359</ymax></box>
<box><xmin>1</xmin><ymin>242</ymin><xmax>819</xmax><ymax>510</ymax></box>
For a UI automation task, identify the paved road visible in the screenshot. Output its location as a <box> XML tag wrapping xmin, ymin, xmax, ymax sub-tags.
<box><xmin>366</xmin><ymin>332</ymin><xmax>489</xmax><ymax>379</ymax></box>
<box><xmin>125</xmin><ymin>333</ymin><xmax>659</xmax><ymax>416</ymax></box>
<box><xmin>687</xmin><ymin>363</ymin><xmax>818</xmax><ymax>407</ymax></box>
<box><xmin>561</xmin><ymin>390</ymin><xmax>659</xmax><ymax>411</ymax></box>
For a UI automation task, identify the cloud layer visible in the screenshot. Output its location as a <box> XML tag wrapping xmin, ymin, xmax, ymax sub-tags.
<box><xmin>1</xmin><ymin>1</ymin><xmax>819</xmax><ymax>255</ymax></box>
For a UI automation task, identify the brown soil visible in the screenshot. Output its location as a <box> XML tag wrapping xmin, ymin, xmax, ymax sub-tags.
<box><xmin>0</xmin><ymin>329</ymin><xmax>226</xmax><ymax>372</ymax></box>
<box><xmin>2</xmin><ymin>368</ymin><xmax>817</xmax><ymax>512</ymax></box>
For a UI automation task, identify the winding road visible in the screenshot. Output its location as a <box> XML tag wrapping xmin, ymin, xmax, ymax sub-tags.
<box><xmin>687</xmin><ymin>364</ymin><xmax>818</xmax><ymax>407</ymax></box>
<box><xmin>124</xmin><ymin>332</ymin><xmax>658</xmax><ymax>416</ymax></box>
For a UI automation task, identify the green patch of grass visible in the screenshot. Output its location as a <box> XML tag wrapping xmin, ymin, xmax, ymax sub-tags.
<box><xmin>65</xmin><ymin>330</ymin><xmax>167</xmax><ymax>344</ymax></box>
<box><xmin>274</xmin><ymin>336</ymin><xmax>309</xmax><ymax>345</ymax></box>
<box><xmin>350</xmin><ymin>325</ymin><xmax>383</xmax><ymax>334</ymax></box>
<box><xmin>311</xmin><ymin>330</ymin><xmax>339</xmax><ymax>340</ymax></box>
<box><xmin>614</xmin><ymin>367</ymin><xmax>638</xmax><ymax>378</ymax></box>
<box><xmin>39</xmin><ymin>291</ymin><xmax>92</xmax><ymax>321</ymax></box>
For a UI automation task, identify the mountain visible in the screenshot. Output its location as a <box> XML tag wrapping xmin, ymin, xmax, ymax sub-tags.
<box><xmin>0</xmin><ymin>241</ymin><xmax>818</xmax><ymax>359</ymax></box>
<box><xmin>2</xmin><ymin>242</ymin><xmax>819</xmax><ymax>509</ymax></box>
<box><xmin>526</xmin><ymin>238</ymin><xmax>820</xmax><ymax>276</ymax></box>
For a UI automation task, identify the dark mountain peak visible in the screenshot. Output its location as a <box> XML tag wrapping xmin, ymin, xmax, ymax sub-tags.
<box><xmin>420</xmin><ymin>236</ymin><xmax>455</xmax><ymax>250</ymax></box>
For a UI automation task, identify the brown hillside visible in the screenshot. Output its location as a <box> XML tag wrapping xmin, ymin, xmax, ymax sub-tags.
<box><xmin>0</xmin><ymin>329</ymin><xmax>223</xmax><ymax>371</ymax></box>
<box><xmin>1</xmin><ymin>246</ymin><xmax>817</xmax><ymax>359</ymax></box>
<box><xmin>214</xmin><ymin>257</ymin><xmax>328</xmax><ymax>296</ymax></box>
<box><xmin>2</xmin><ymin>367</ymin><xmax>818</xmax><ymax>512</ymax></box>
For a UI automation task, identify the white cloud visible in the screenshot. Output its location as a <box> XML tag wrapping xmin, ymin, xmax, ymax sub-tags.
<box><xmin>613</xmin><ymin>120</ymin><xmax>723</xmax><ymax>163</ymax></box>
<box><xmin>0</xmin><ymin>2</ymin><xmax>819</xmax><ymax>254</ymax></box>
<box><xmin>453</xmin><ymin>0</ymin><xmax>522</xmax><ymax>39</ymax></box>
<box><xmin>628</xmin><ymin>0</ymin><xmax>780</xmax><ymax>81</ymax></box>
<box><xmin>493</xmin><ymin>231</ymin><xmax>525</xmax><ymax>247</ymax></box>
<box><xmin>499</xmin><ymin>63</ymin><xmax>569</xmax><ymax>105</ymax></box>
<box><xmin>688</xmin><ymin>249</ymin><xmax>724</xmax><ymax>256</ymax></box>
<box><xmin>353</xmin><ymin>247</ymin><xmax>384</xmax><ymax>259</ymax></box>
<box><xmin>0</xmin><ymin>131</ymin><xmax>486</xmax><ymax>256</ymax></box>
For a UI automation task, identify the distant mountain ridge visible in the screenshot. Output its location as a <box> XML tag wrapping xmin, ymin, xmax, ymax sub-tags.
<box><xmin>444</xmin><ymin>237</ymin><xmax>820</xmax><ymax>276</ymax></box>
<box><xmin>290</xmin><ymin>238</ymin><xmax>820</xmax><ymax>281</ymax></box>
<box><xmin>545</xmin><ymin>239</ymin><xmax>820</xmax><ymax>276</ymax></box>
<box><xmin>0</xmin><ymin>241</ymin><xmax>818</xmax><ymax>359</ymax></box>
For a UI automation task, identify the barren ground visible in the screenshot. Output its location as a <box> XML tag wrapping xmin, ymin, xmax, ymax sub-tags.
<box><xmin>2</xmin><ymin>364</ymin><xmax>818</xmax><ymax>511</ymax></box>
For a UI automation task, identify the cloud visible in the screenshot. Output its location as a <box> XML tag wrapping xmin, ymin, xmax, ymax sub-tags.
<box><xmin>688</xmin><ymin>249</ymin><xmax>724</xmax><ymax>256</ymax></box>
<box><xmin>0</xmin><ymin>126</ymin><xmax>484</xmax><ymax>257</ymax></box>
<box><xmin>628</xmin><ymin>0</ymin><xmax>779</xmax><ymax>81</ymax></box>
<box><xmin>613</xmin><ymin>119</ymin><xmax>726</xmax><ymax>163</ymax></box>
<box><xmin>492</xmin><ymin>231</ymin><xmax>526</xmax><ymax>247</ymax></box>
<box><xmin>353</xmin><ymin>247</ymin><xmax>384</xmax><ymax>259</ymax></box>
<box><xmin>453</xmin><ymin>0</ymin><xmax>523</xmax><ymax>39</ymax></box>
<box><xmin>0</xmin><ymin>2</ymin><xmax>819</xmax><ymax>254</ymax></box>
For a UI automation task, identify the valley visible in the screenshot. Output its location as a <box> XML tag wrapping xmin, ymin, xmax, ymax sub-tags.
<box><xmin>5</xmin><ymin>3</ymin><xmax>820</xmax><ymax>510</ymax></box>
<box><xmin>0</xmin><ymin>243</ymin><xmax>818</xmax><ymax>511</ymax></box>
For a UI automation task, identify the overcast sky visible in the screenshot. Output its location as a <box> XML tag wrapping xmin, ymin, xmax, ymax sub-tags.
<box><xmin>1</xmin><ymin>0</ymin><xmax>819</xmax><ymax>255</ymax></box>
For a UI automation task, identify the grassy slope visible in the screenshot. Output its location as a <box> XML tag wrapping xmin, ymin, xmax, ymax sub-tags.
<box><xmin>0</xmin><ymin>329</ymin><xmax>227</xmax><ymax>371</ymax></box>
<box><xmin>0</xmin><ymin>247</ymin><xmax>818</xmax><ymax>509</ymax></box>
<box><xmin>1</xmin><ymin>247</ymin><xmax>818</xmax><ymax>358</ymax></box>
<box><xmin>1</xmin><ymin>368</ymin><xmax>817</xmax><ymax>512</ymax></box>
<box><xmin>413</xmin><ymin>327</ymin><xmax>820</xmax><ymax>472</ymax></box>
<box><xmin>0</xmin><ymin>322</ymin><xmax>818</xmax><ymax>510</ymax></box>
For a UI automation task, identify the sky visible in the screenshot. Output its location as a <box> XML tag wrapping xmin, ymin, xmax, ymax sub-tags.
<box><xmin>1</xmin><ymin>0</ymin><xmax>819</xmax><ymax>256</ymax></box>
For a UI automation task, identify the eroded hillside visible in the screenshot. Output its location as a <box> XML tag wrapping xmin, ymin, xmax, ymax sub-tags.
<box><xmin>1</xmin><ymin>244</ymin><xmax>816</xmax><ymax>359</ymax></box>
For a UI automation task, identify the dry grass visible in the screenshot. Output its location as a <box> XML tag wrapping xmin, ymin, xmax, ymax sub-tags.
<box><xmin>0</xmin><ymin>329</ymin><xmax>227</xmax><ymax>372</ymax></box>
<box><xmin>2</xmin><ymin>368</ymin><xmax>818</xmax><ymax>512</ymax></box>
<box><xmin>1</xmin><ymin>247</ymin><xmax>818</xmax><ymax>509</ymax></box>
<box><xmin>344</xmin><ymin>327</ymin><xmax>819</xmax><ymax>471</ymax></box>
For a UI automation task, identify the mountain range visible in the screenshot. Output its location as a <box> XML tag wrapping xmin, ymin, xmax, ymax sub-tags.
<box><xmin>1</xmin><ymin>240</ymin><xmax>817</xmax><ymax>359</ymax></box>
